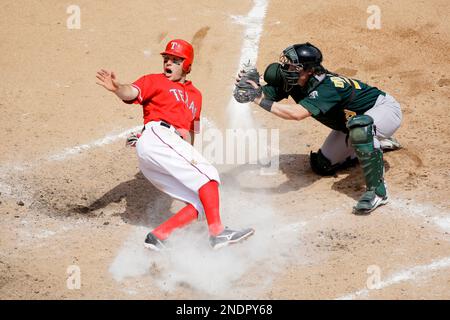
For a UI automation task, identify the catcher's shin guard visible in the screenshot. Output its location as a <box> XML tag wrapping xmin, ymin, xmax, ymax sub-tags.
<box><xmin>347</xmin><ymin>115</ymin><xmax>387</xmax><ymax>214</ymax></box>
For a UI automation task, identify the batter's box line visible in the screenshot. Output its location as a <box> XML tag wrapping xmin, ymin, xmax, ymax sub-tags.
<box><xmin>0</xmin><ymin>125</ymin><xmax>143</xmax><ymax>172</ymax></box>
<box><xmin>336</xmin><ymin>255</ymin><xmax>450</xmax><ymax>300</ymax></box>
<box><xmin>389</xmin><ymin>197</ymin><xmax>450</xmax><ymax>233</ymax></box>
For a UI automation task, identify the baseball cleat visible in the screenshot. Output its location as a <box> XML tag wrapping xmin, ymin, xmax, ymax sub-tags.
<box><xmin>209</xmin><ymin>227</ymin><xmax>255</xmax><ymax>250</ymax></box>
<box><xmin>379</xmin><ymin>137</ymin><xmax>402</xmax><ymax>151</ymax></box>
<box><xmin>144</xmin><ymin>232</ymin><xmax>166</xmax><ymax>251</ymax></box>
<box><xmin>353</xmin><ymin>190</ymin><xmax>388</xmax><ymax>215</ymax></box>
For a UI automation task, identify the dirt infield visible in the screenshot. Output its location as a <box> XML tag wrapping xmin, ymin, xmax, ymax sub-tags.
<box><xmin>1</xmin><ymin>0</ymin><xmax>449</xmax><ymax>299</ymax></box>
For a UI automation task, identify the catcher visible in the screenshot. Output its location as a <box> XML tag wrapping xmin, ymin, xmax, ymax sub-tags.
<box><xmin>234</xmin><ymin>43</ymin><xmax>402</xmax><ymax>214</ymax></box>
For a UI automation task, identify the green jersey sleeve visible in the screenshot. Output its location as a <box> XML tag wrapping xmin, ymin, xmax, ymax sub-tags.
<box><xmin>262</xmin><ymin>84</ymin><xmax>289</xmax><ymax>102</ymax></box>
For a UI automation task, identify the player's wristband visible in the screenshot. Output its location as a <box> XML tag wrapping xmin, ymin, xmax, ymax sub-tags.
<box><xmin>258</xmin><ymin>98</ymin><xmax>274</xmax><ymax>112</ymax></box>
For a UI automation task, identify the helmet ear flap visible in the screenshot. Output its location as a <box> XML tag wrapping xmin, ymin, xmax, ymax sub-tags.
<box><xmin>182</xmin><ymin>60</ymin><xmax>192</xmax><ymax>73</ymax></box>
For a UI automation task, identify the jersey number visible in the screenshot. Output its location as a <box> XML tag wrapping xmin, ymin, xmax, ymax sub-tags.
<box><xmin>330</xmin><ymin>76</ymin><xmax>361</xmax><ymax>89</ymax></box>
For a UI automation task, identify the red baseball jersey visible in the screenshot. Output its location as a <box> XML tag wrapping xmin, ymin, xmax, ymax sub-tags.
<box><xmin>124</xmin><ymin>73</ymin><xmax>202</xmax><ymax>133</ymax></box>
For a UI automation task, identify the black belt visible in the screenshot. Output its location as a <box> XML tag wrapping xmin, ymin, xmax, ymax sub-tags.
<box><xmin>158</xmin><ymin>121</ymin><xmax>183</xmax><ymax>138</ymax></box>
<box><xmin>142</xmin><ymin>121</ymin><xmax>183</xmax><ymax>138</ymax></box>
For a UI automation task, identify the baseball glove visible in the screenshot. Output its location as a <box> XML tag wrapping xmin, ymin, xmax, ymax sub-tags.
<box><xmin>233</xmin><ymin>63</ymin><xmax>262</xmax><ymax>103</ymax></box>
<box><xmin>125</xmin><ymin>132</ymin><xmax>141</xmax><ymax>147</ymax></box>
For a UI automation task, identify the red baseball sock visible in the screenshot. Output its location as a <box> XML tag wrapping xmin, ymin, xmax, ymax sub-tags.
<box><xmin>152</xmin><ymin>204</ymin><xmax>198</xmax><ymax>240</ymax></box>
<box><xmin>199</xmin><ymin>180</ymin><xmax>224</xmax><ymax>236</ymax></box>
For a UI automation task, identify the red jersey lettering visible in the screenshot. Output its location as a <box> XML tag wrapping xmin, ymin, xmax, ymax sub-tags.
<box><xmin>124</xmin><ymin>73</ymin><xmax>202</xmax><ymax>133</ymax></box>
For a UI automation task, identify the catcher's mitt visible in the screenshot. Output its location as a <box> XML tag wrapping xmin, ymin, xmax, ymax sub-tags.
<box><xmin>233</xmin><ymin>63</ymin><xmax>262</xmax><ymax>103</ymax></box>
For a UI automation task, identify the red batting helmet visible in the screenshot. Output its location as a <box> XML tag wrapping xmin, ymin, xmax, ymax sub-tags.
<box><xmin>160</xmin><ymin>39</ymin><xmax>194</xmax><ymax>73</ymax></box>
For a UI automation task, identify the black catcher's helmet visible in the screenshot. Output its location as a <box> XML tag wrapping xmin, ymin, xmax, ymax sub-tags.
<box><xmin>279</xmin><ymin>42</ymin><xmax>323</xmax><ymax>85</ymax></box>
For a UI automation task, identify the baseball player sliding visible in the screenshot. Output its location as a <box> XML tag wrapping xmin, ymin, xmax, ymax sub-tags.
<box><xmin>234</xmin><ymin>42</ymin><xmax>402</xmax><ymax>215</ymax></box>
<box><xmin>96</xmin><ymin>39</ymin><xmax>254</xmax><ymax>250</ymax></box>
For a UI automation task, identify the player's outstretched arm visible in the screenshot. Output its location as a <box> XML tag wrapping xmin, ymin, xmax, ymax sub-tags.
<box><xmin>243</xmin><ymin>78</ymin><xmax>311</xmax><ymax>121</ymax></box>
<box><xmin>96</xmin><ymin>69</ymin><xmax>139</xmax><ymax>101</ymax></box>
<box><xmin>259</xmin><ymin>98</ymin><xmax>312</xmax><ymax>121</ymax></box>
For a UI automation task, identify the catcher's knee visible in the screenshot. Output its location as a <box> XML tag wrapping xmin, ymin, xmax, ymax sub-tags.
<box><xmin>310</xmin><ymin>150</ymin><xmax>336</xmax><ymax>176</ymax></box>
<box><xmin>310</xmin><ymin>150</ymin><xmax>359</xmax><ymax>176</ymax></box>
<box><xmin>347</xmin><ymin>115</ymin><xmax>374</xmax><ymax>147</ymax></box>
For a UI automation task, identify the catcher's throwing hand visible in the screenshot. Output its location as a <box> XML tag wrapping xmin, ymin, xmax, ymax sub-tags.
<box><xmin>233</xmin><ymin>65</ymin><xmax>262</xmax><ymax>103</ymax></box>
<box><xmin>96</xmin><ymin>69</ymin><xmax>120</xmax><ymax>92</ymax></box>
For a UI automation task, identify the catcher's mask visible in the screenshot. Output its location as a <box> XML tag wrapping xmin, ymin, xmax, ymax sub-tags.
<box><xmin>279</xmin><ymin>42</ymin><xmax>323</xmax><ymax>86</ymax></box>
<box><xmin>160</xmin><ymin>39</ymin><xmax>194</xmax><ymax>73</ymax></box>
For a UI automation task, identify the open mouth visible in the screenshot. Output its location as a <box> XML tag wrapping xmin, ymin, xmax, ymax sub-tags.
<box><xmin>165</xmin><ymin>68</ymin><xmax>172</xmax><ymax>75</ymax></box>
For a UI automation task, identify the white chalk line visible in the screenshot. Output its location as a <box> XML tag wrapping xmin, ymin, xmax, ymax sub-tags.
<box><xmin>0</xmin><ymin>125</ymin><xmax>141</xmax><ymax>200</ymax></box>
<box><xmin>3</xmin><ymin>114</ymin><xmax>220</xmax><ymax>173</ymax></box>
<box><xmin>0</xmin><ymin>116</ymin><xmax>218</xmax><ymax>200</ymax></box>
<box><xmin>47</xmin><ymin>126</ymin><xmax>143</xmax><ymax>161</ymax></box>
<box><xmin>0</xmin><ymin>125</ymin><xmax>142</xmax><ymax>175</ymax></box>
<box><xmin>227</xmin><ymin>0</ymin><xmax>269</xmax><ymax>129</ymax></box>
<box><xmin>336</xmin><ymin>255</ymin><xmax>450</xmax><ymax>300</ymax></box>
<box><xmin>389</xmin><ymin>197</ymin><xmax>450</xmax><ymax>231</ymax></box>
<box><xmin>336</xmin><ymin>197</ymin><xmax>450</xmax><ymax>300</ymax></box>
<box><xmin>230</xmin><ymin>0</ymin><xmax>268</xmax><ymax>67</ymax></box>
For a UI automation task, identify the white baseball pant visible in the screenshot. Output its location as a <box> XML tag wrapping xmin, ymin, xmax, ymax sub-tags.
<box><xmin>135</xmin><ymin>121</ymin><xmax>220</xmax><ymax>220</ymax></box>
<box><xmin>321</xmin><ymin>93</ymin><xmax>402</xmax><ymax>165</ymax></box>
